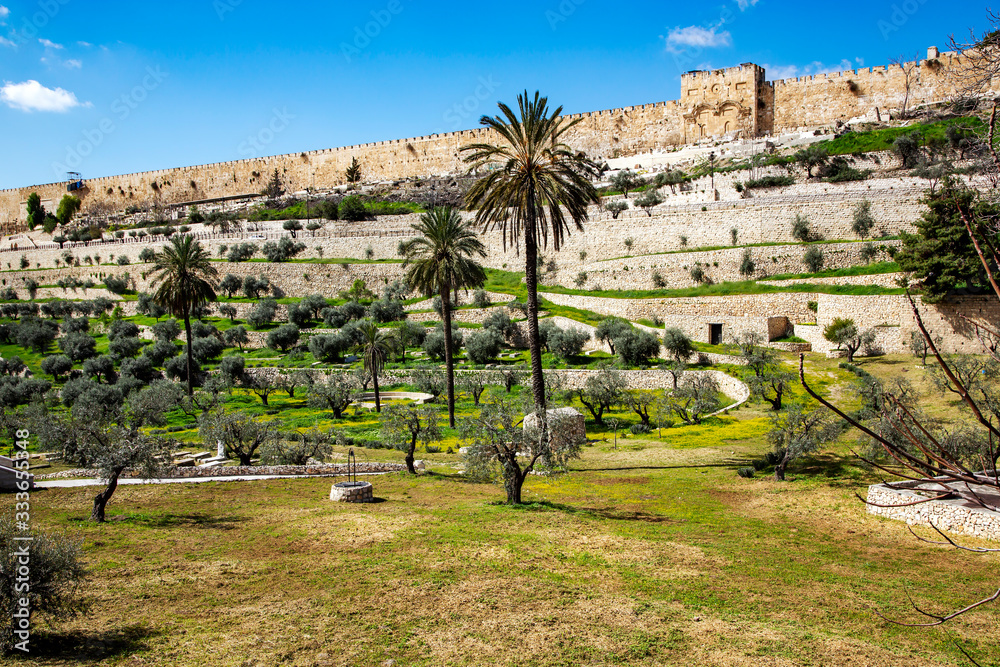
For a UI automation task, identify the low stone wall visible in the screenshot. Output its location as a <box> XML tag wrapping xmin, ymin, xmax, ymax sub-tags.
<box><xmin>551</xmin><ymin>241</ymin><xmax>901</xmax><ymax>291</ymax></box>
<box><xmin>37</xmin><ymin>462</ymin><xmax>408</xmax><ymax>481</ymax></box>
<box><xmin>867</xmin><ymin>481</ymin><xmax>1000</xmax><ymax>542</ymax></box>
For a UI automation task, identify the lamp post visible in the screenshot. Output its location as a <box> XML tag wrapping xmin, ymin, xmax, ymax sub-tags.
<box><xmin>709</xmin><ymin>151</ymin><xmax>716</xmax><ymax>197</ymax></box>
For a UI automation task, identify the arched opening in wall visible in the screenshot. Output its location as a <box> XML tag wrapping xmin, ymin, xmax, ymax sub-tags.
<box><xmin>724</xmin><ymin>121</ymin><xmax>732</xmax><ymax>133</ymax></box>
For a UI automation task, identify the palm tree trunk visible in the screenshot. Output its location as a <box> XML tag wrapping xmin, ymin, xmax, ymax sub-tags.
<box><xmin>372</xmin><ymin>371</ymin><xmax>381</xmax><ymax>413</ymax></box>
<box><xmin>442</xmin><ymin>281</ymin><xmax>456</xmax><ymax>428</ymax></box>
<box><xmin>524</xmin><ymin>219</ymin><xmax>547</xmax><ymax>419</ymax></box>
<box><xmin>183</xmin><ymin>311</ymin><xmax>194</xmax><ymax>396</ymax></box>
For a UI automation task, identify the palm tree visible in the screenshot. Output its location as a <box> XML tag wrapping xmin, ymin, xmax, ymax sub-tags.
<box><xmin>150</xmin><ymin>235</ymin><xmax>219</xmax><ymax>396</ymax></box>
<box><xmin>462</xmin><ymin>91</ymin><xmax>599</xmax><ymax>421</ymax></box>
<box><xmin>353</xmin><ymin>320</ymin><xmax>397</xmax><ymax>413</ymax></box>
<box><xmin>399</xmin><ymin>207</ymin><xmax>486</xmax><ymax>427</ymax></box>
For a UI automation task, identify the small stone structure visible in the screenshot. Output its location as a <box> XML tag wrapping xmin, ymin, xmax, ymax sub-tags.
<box><xmin>866</xmin><ymin>476</ymin><xmax>1000</xmax><ymax>541</ymax></box>
<box><xmin>524</xmin><ymin>407</ymin><xmax>587</xmax><ymax>451</ymax></box>
<box><xmin>329</xmin><ymin>481</ymin><xmax>374</xmax><ymax>503</ymax></box>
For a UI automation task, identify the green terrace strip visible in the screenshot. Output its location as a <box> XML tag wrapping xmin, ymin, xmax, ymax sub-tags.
<box><xmin>759</xmin><ymin>261</ymin><xmax>902</xmax><ymax>282</ymax></box>
<box><xmin>208</xmin><ymin>257</ymin><xmax>405</xmax><ymax>264</ymax></box>
<box><xmin>597</xmin><ymin>238</ymin><xmax>901</xmax><ymax>263</ymax></box>
<box><xmin>536</xmin><ymin>281</ymin><xmax>906</xmax><ymax>300</ymax></box>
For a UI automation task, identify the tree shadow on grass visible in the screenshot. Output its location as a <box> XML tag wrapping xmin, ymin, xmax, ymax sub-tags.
<box><xmin>579</xmin><ymin>459</ymin><xmax>752</xmax><ymax>472</ymax></box>
<box><xmin>791</xmin><ymin>452</ymin><xmax>867</xmax><ymax>486</ymax></box>
<box><xmin>29</xmin><ymin>624</ymin><xmax>159</xmax><ymax>662</ymax></box>
<box><xmin>490</xmin><ymin>500</ymin><xmax>685</xmax><ymax>524</ymax></box>
<box><xmin>67</xmin><ymin>513</ymin><xmax>246</xmax><ymax>530</ymax></box>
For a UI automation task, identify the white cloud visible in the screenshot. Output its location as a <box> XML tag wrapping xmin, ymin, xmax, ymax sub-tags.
<box><xmin>64</xmin><ymin>59</ymin><xmax>82</xmax><ymax>69</ymax></box>
<box><xmin>0</xmin><ymin>36</ymin><xmax>12</xmax><ymax>48</ymax></box>
<box><xmin>736</xmin><ymin>0</ymin><xmax>759</xmax><ymax>10</ymax></box>
<box><xmin>77</xmin><ymin>41</ymin><xmax>93</xmax><ymax>48</ymax></box>
<box><xmin>666</xmin><ymin>25</ymin><xmax>732</xmax><ymax>51</ymax></box>
<box><xmin>765</xmin><ymin>59</ymin><xmax>861</xmax><ymax>81</ymax></box>
<box><xmin>38</xmin><ymin>38</ymin><xmax>63</xmax><ymax>49</ymax></box>
<box><xmin>0</xmin><ymin>80</ymin><xmax>87</xmax><ymax>112</ymax></box>
<box><xmin>0</xmin><ymin>6</ymin><xmax>8</xmax><ymax>24</ymax></box>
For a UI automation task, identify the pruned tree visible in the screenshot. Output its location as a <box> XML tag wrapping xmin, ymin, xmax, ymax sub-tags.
<box><xmin>595</xmin><ymin>317</ymin><xmax>632</xmax><ymax>356</ymax></box>
<box><xmin>736</xmin><ymin>332</ymin><xmax>794</xmax><ymax>410</ymax></box>
<box><xmin>662</xmin><ymin>327</ymin><xmax>695</xmax><ymax>364</ymax></box>
<box><xmin>823</xmin><ymin>318</ymin><xmax>875</xmax><ymax>363</ymax></box>
<box><xmin>766</xmin><ymin>402</ymin><xmax>841</xmax><ymax>480</ymax></box>
<box><xmin>624</xmin><ymin>389</ymin><xmax>656</xmax><ymax>427</ymax></box>
<box><xmin>246</xmin><ymin>372</ymin><xmax>278</xmax><ymax>407</ymax></box>
<box><xmin>198</xmin><ymin>409</ymin><xmax>282</xmax><ymax>466</ymax></box>
<box><xmin>490</xmin><ymin>365</ymin><xmax>526</xmax><ymax>394</ymax></box>
<box><xmin>889</xmin><ymin>54</ymin><xmax>921</xmax><ymax>119</ymax></box>
<box><xmin>668</xmin><ymin>373</ymin><xmax>720</xmax><ymax>425</ymax></box>
<box><xmin>457</xmin><ymin>372</ymin><xmax>490</xmax><ymax>406</ymax></box>
<box><xmin>461</xmin><ymin>396</ymin><xmax>579</xmax><ymax>504</ymax></box>
<box><xmin>308</xmin><ymin>373</ymin><xmax>360</xmax><ymax>419</ymax></box>
<box><xmin>572</xmin><ymin>366</ymin><xmax>626</xmax><ymax>426</ymax></box>
<box><xmin>380</xmin><ymin>404</ymin><xmax>442</xmax><ymax>474</ymax></box>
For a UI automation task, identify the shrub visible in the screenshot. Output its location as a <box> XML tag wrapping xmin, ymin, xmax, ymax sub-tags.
<box><xmin>308</xmin><ymin>333</ymin><xmax>349</xmax><ymax>363</ymax></box>
<box><xmin>791</xmin><ymin>214</ymin><xmax>816</xmax><ymax>243</ymax></box>
<box><xmin>465</xmin><ymin>329</ymin><xmax>504</xmax><ymax>364</ymax></box>
<box><xmin>483</xmin><ymin>310</ymin><xmax>517</xmax><ymax>340</ymax></box>
<box><xmin>218</xmin><ymin>355</ymin><xmax>246</xmax><ymax>386</ymax></box>
<box><xmin>472</xmin><ymin>289</ymin><xmax>491</xmax><ymax>309</ymax></box>
<box><xmin>860</xmin><ymin>243</ymin><xmax>878</xmax><ymax>263</ymax></box>
<box><xmin>549</xmin><ymin>327</ymin><xmax>590</xmax><ymax>360</ymax></box>
<box><xmin>58</xmin><ymin>332</ymin><xmax>97</xmax><ymax>362</ymax></box>
<box><xmin>690</xmin><ymin>265</ymin><xmax>708</xmax><ymax>284</ymax></box>
<box><xmin>144</xmin><ymin>339</ymin><xmax>180</xmax><ymax>367</ymax></box>
<box><xmin>744</xmin><ymin>175</ymin><xmax>794</xmax><ymax>189</ymax></box>
<box><xmin>852</xmin><ymin>200</ymin><xmax>876</xmax><ymax>239</ymax></box>
<box><xmin>651</xmin><ymin>271</ymin><xmax>667</xmax><ymax>288</ymax></box>
<box><xmin>116</xmin><ymin>255</ymin><xmax>130</xmax><ymax>266</ymax></box>
<box><xmin>247</xmin><ymin>299</ymin><xmax>278</xmax><ymax>329</ymax></box>
<box><xmin>614</xmin><ymin>328</ymin><xmax>661</xmax><ymax>366</ymax></box>
<box><xmin>41</xmin><ymin>354</ymin><xmax>73</xmax><ymax>380</ymax></box>
<box><xmin>737</xmin><ymin>467</ymin><xmax>756</xmax><ymax>478</ymax></box>
<box><xmin>267</xmin><ymin>324</ymin><xmax>300</xmax><ymax>352</ymax></box>
<box><xmin>262</xmin><ymin>237</ymin><xmax>306</xmax><ymax>262</ymax></box>
<box><xmin>803</xmin><ymin>246</ymin><xmax>825</xmax><ymax>273</ymax></box>
<box><xmin>339</xmin><ymin>195</ymin><xmax>369</xmax><ymax>222</ymax></box>
<box><xmin>630</xmin><ymin>423</ymin><xmax>652</xmax><ymax>435</ymax></box>
<box><xmin>368</xmin><ymin>299</ymin><xmax>406</xmax><ymax>323</ymax></box>
<box><xmin>605</xmin><ymin>200</ymin><xmax>628</xmax><ymax>219</ymax></box>
<box><xmin>227</xmin><ymin>243</ymin><xmax>258</xmax><ymax>263</ymax></box>
<box><xmin>152</xmin><ymin>319</ymin><xmax>181</xmax><ymax>342</ymax></box>
<box><xmin>893</xmin><ymin>133</ymin><xmax>921</xmax><ymax>168</ymax></box>
<box><xmin>0</xmin><ymin>517</ymin><xmax>86</xmax><ymax>653</ymax></box>
<box><xmin>103</xmin><ymin>275</ymin><xmax>131</xmax><ymax>295</ymax></box>
<box><xmin>190</xmin><ymin>336</ymin><xmax>225</xmax><ymax>363</ymax></box>
<box><xmin>739</xmin><ymin>249</ymin><xmax>755</xmax><ymax>277</ymax></box>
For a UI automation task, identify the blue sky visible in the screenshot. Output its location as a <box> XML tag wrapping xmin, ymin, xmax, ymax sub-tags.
<box><xmin>0</xmin><ymin>0</ymin><xmax>988</xmax><ymax>188</ymax></box>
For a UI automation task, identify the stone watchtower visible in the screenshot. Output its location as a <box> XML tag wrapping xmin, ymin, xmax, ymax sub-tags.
<box><xmin>679</xmin><ymin>63</ymin><xmax>770</xmax><ymax>142</ymax></box>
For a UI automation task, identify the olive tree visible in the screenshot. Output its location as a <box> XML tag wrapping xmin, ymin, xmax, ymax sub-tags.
<box><xmin>198</xmin><ymin>409</ymin><xmax>282</xmax><ymax>466</ymax></box>
<box><xmin>572</xmin><ymin>366</ymin><xmax>626</xmax><ymax>426</ymax></box>
<box><xmin>668</xmin><ymin>373</ymin><xmax>721</xmax><ymax>425</ymax></box>
<box><xmin>308</xmin><ymin>373</ymin><xmax>360</xmax><ymax>419</ymax></box>
<box><xmin>380</xmin><ymin>404</ymin><xmax>442</xmax><ymax>474</ymax></box>
<box><xmin>766</xmin><ymin>403</ymin><xmax>842</xmax><ymax>480</ymax></box>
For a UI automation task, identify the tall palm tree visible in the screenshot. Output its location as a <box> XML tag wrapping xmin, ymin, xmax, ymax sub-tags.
<box><xmin>399</xmin><ymin>206</ymin><xmax>486</xmax><ymax>427</ymax></box>
<box><xmin>150</xmin><ymin>235</ymin><xmax>219</xmax><ymax>396</ymax></box>
<box><xmin>353</xmin><ymin>320</ymin><xmax>397</xmax><ymax>413</ymax></box>
<box><xmin>462</xmin><ymin>91</ymin><xmax>599</xmax><ymax>421</ymax></box>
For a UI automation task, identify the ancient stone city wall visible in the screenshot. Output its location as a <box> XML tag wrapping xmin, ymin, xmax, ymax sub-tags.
<box><xmin>0</xmin><ymin>49</ymin><xmax>980</xmax><ymax>227</ymax></box>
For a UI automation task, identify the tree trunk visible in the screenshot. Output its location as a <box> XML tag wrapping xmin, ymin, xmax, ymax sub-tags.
<box><xmin>238</xmin><ymin>451</ymin><xmax>253</xmax><ymax>466</ymax></box>
<box><xmin>441</xmin><ymin>280</ymin><xmax>456</xmax><ymax>428</ymax></box>
<box><xmin>524</xmin><ymin>221</ymin><xmax>548</xmax><ymax>437</ymax></box>
<box><xmin>774</xmin><ymin>454</ymin><xmax>790</xmax><ymax>481</ymax></box>
<box><xmin>372</xmin><ymin>371</ymin><xmax>381</xmax><ymax>413</ymax></box>
<box><xmin>183</xmin><ymin>311</ymin><xmax>194</xmax><ymax>396</ymax></box>
<box><xmin>406</xmin><ymin>435</ymin><xmax>417</xmax><ymax>474</ymax></box>
<box><xmin>90</xmin><ymin>471</ymin><xmax>121</xmax><ymax>522</ymax></box>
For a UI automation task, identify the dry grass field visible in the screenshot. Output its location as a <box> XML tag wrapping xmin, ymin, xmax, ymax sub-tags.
<box><xmin>17</xmin><ymin>355</ymin><xmax>1000</xmax><ymax>666</ymax></box>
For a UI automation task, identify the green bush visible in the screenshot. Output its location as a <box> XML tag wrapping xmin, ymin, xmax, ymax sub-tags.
<box><xmin>339</xmin><ymin>195</ymin><xmax>370</xmax><ymax>222</ymax></box>
<box><xmin>744</xmin><ymin>175</ymin><xmax>795</xmax><ymax>189</ymax></box>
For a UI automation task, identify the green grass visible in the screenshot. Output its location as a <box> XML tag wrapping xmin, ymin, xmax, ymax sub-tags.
<box><xmin>760</xmin><ymin>261</ymin><xmax>902</xmax><ymax>282</ymax></box>
<box><xmin>26</xmin><ymin>354</ymin><xmax>1000</xmax><ymax>666</ymax></box>
<box><xmin>815</xmin><ymin>115</ymin><xmax>984</xmax><ymax>156</ymax></box>
<box><xmin>536</xmin><ymin>281</ymin><xmax>905</xmax><ymax>300</ymax></box>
